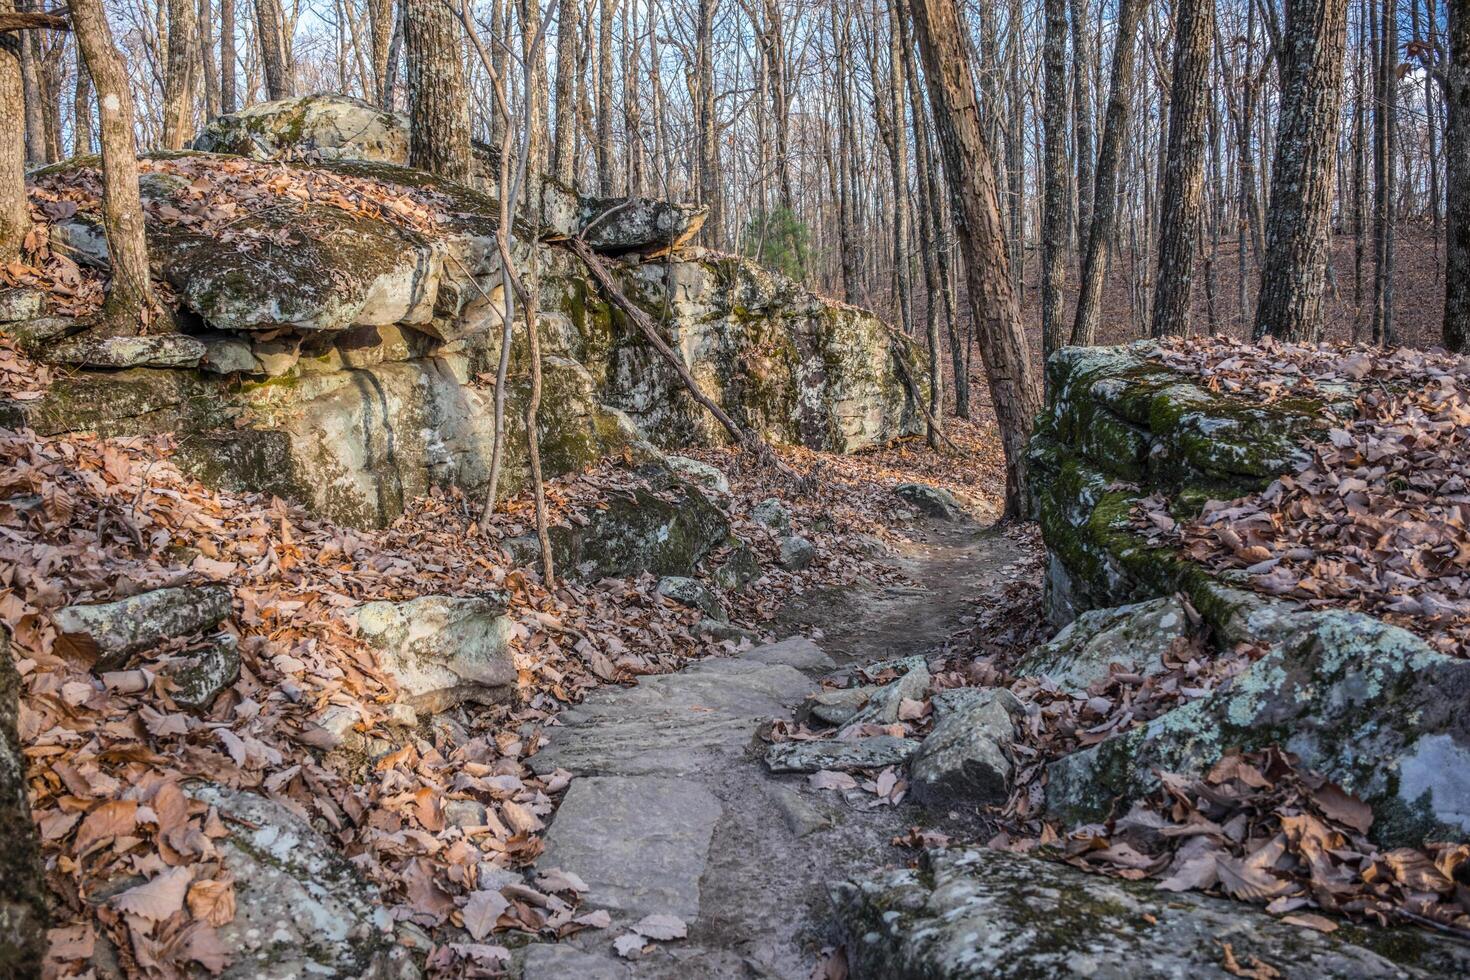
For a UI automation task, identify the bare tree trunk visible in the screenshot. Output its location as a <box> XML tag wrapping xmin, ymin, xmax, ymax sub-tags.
<box><xmin>909</xmin><ymin>0</ymin><xmax>1041</xmax><ymax>517</ymax></box>
<box><xmin>72</xmin><ymin>59</ymin><xmax>91</xmax><ymax>154</ymax></box>
<box><xmin>552</xmin><ymin>0</ymin><xmax>576</xmax><ymax>183</ymax></box>
<box><xmin>1151</xmin><ymin>0</ymin><xmax>1214</xmax><ymax>337</ymax></box>
<box><xmin>255</xmin><ymin>0</ymin><xmax>292</xmax><ymax>100</ymax></box>
<box><xmin>17</xmin><ymin>10</ymin><xmax>43</xmax><ymax>163</ymax></box>
<box><xmin>1254</xmin><ymin>0</ymin><xmax>1348</xmax><ymax>342</ymax></box>
<box><xmin>162</xmin><ymin>0</ymin><xmax>197</xmax><ymax>148</ymax></box>
<box><xmin>1041</xmin><ymin>0</ymin><xmax>1068</xmax><ymax>365</ymax></box>
<box><xmin>1444</xmin><ymin>0</ymin><xmax>1469</xmax><ymax>351</ymax></box>
<box><xmin>220</xmin><ymin>0</ymin><xmax>235</xmax><ymax>111</ymax></box>
<box><xmin>368</xmin><ymin>0</ymin><xmax>394</xmax><ymax>108</ymax></box>
<box><xmin>1070</xmin><ymin>0</ymin><xmax>1145</xmax><ymax>345</ymax></box>
<box><xmin>1069</xmin><ymin>0</ymin><xmax>1094</xmax><ymax>251</ymax></box>
<box><xmin>405</xmin><ymin>0</ymin><xmax>471</xmax><ymax>180</ymax></box>
<box><xmin>595</xmin><ymin>0</ymin><xmax>613</xmax><ymax>194</ymax></box>
<box><xmin>68</xmin><ymin>0</ymin><xmax>156</xmax><ymax>329</ymax></box>
<box><xmin>198</xmin><ymin>0</ymin><xmax>219</xmax><ymax>120</ymax></box>
<box><xmin>695</xmin><ymin>0</ymin><xmax>721</xmax><ymax>243</ymax></box>
<box><xmin>1006</xmin><ymin>0</ymin><xmax>1024</xmax><ymax>292</ymax></box>
<box><xmin>0</xmin><ymin>0</ymin><xmax>26</xmax><ymax>262</ymax></box>
<box><xmin>1370</xmin><ymin>0</ymin><xmax>1396</xmax><ymax>344</ymax></box>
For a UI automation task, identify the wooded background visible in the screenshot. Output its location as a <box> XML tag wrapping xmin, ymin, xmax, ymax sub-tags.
<box><xmin>7</xmin><ymin>0</ymin><xmax>1467</xmax><ymax>415</ymax></box>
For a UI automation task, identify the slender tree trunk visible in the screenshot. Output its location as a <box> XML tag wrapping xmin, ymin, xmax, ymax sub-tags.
<box><xmin>0</xmin><ymin>0</ymin><xmax>25</xmax><ymax>262</ymax></box>
<box><xmin>909</xmin><ymin>0</ymin><xmax>1041</xmax><ymax>517</ymax></box>
<box><xmin>255</xmin><ymin>0</ymin><xmax>292</xmax><ymax>99</ymax></box>
<box><xmin>220</xmin><ymin>0</ymin><xmax>235</xmax><ymax>111</ymax></box>
<box><xmin>1005</xmin><ymin>0</ymin><xmax>1024</xmax><ymax>292</ymax></box>
<box><xmin>1444</xmin><ymin>0</ymin><xmax>1469</xmax><ymax>351</ymax></box>
<box><xmin>1151</xmin><ymin>0</ymin><xmax>1214</xmax><ymax>337</ymax></box>
<box><xmin>552</xmin><ymin>0</ymin><xmax>576</xmax><ymax>183</ymax></box>
<box><xmin>1070</xmin><ymin>0</ymin><xmax>1145</xmax><ymax>345</ymax></box>
<box><xmin>405</xmin><ymin>0</ymin><xmax>471</xmax><ymax>181</ymax></box>
<box><xmin>1254</xmin><ymin>0</ymin><xmax>1349</xmax><ymax>342</ymax></box>
<box><xmin>595</xmin><ymin>0</ymin><xmax>613</xmax><ymax>194</ymax></box>
<box><xmin>368</xmin><ymin>0</ymin><xmax>393</xmax><ymax>108</ymax></box>
<box><xmin>72</xmin><ymin>59</ymin><xmax>91</xmax><ymax>154</ymax></box>
<box><xmin>162</xmin><ymin>0</ymin><xmax>197</xmax><ymax>148</ymax></box>
<box><xmin>695</xmin><ymin>0</ymin><xmax>721</xmax><ymax>243</ymax></box>
<box><xmin>68</xmin><ymin>0</ymin><xmax>156</xmax><ymax>329</ymax></box>
<box><xmin>1041</xmin><ymin>0</ymin><xmax>1068</xmax><ymax>365</ymax></box>
<box><xmin>198</xmin><ymin>0</ymin><xmax>219</xmax><ymax>120</ymax></box>
<box><xmin>1069</xmin><ymin>0</ymin><xmax>1095</xmax><ymax>251</ymax></box>
<box><xmin>17</xmin><ymin>11</ymin><xmax>42</xmax><ymax>163</ymax></box>
<box><xmin>1371</xmin><ymin>0</ymin><xmax>1396</xmax><ymax>344</ymax></box>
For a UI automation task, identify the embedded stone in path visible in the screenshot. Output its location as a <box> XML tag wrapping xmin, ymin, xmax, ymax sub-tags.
<box><xmin>765</xmin><ymin>735</ymin><xmax>921</xmax><ymax>773</ymax></box>
<box><xmin>538</xmin><ymin>776</ymin><xmax>721</xmax><ymax>920</ymax></box>
<box><xmin>736</xmin><ymin>636</ymin><xmax>834</xmax><ymax>672</ymax></box>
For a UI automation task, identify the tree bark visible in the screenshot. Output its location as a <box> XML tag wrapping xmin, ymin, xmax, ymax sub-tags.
<box><xmin>1151</xmin><ymin>0</ymin><xmax>1214</xmax><ymax>337</ymax></box>
<box><xmin>404</xmin><ymin>0</ymin><xmax>471</xmax><ymax>181</ymax></box>
<box><xmin>1070</xmin><ymin>0</ymin><xmax>1145</xmax><ymax>345</ymax></box>
<box><xmin>695</xmin><ymin>0</ymin><xmax>721</xmax><ymax>243</ymax></box>
<box><xmin>1253</xmin><ymin>0</ymin><xmax>1348</xmax><ymax>342</ymax></box>
<box><xmin>552</xmin><ymin>0</ymin><xmax>576</xmax><ymax>183</ymax></box>
<box><xmin>0</xmin><ymin>0</ymin><xmax>25</xmax><ymax>263</ymax></box>
<box><xmin>595</xmin><ymin>0</ymin><xmax>613</xmax><ymax>194</ymax></box>
<box><xmin>908</xmin><ymin>0</ymin><xmax>1041</xmax><ymax>517</ymax></box>
<box><xmin>1444</xmin><ymin>0</ymin><xmax>1469</xmax><ymax>352</ymax></box>
<box><xmin>254</xmin><ymin>0</ymin><xmax>292</xmax><ymax>100</ymax></box>
<box><xmin>1041</xmin><ymin>0</ymin><xmax>1068</xmax><ymax>365</ymax></box>
<box><xmin>1069</xmin><ymin>0</ymin><xmax>1094</xmax><ymax>252</ymax></box>
<box><xmin>162</xmin><ymin>0</ymin><xmax>197</xmax><ymax>149</ymax></box>
<box><xmin>1370</xmin><ymin>0</ymin><xmax>1396</xmax><ymax>345</ymax></box>
<box><xmin>220</xmin><ymin>0</ymin><xmax>235</xmax><ymax>111</ymax></box>
<box><xmin>368</xmin><ymin>0</ymin><xmax>393</xmax><ymax>108</ymax></box>
<box><xmin>72</xmin><ymin>59</ymin><xmax>91</xmax><ymax>154</ymax></box>
<box><xmin>68</xmin><ymin>0</ymin><xmax>156</xmax><ymax>329</ymax></box>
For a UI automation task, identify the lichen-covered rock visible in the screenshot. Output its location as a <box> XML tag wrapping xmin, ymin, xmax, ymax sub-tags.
<box><xmin>543</xmin><ymin>466</ymin><xmax>731</xmax><ymax>581</ymax></box>
<box><xmin>192</xmin><ymin>94</ymin><xmax>410</xmax><ymax>164</ymax></box>
<box><xmin>798</xmin><ymin>686</ymin><xmax>877</xmax><ymax>727</ymax></box>
<box><xmin>42</xmin><ymin>333</ymin><xmax>206</xmax><ymax>369</ymax></box>
<box><xmin>0</xmin><ymin>626</ymin><xmax>47</xmax><ymax>979</ymax></box>
<box><xmin>841</xmin><ymin>656</ymin><xmax>929</xmax><ymax>730</ymax></box>
<box><xmin>664</xmin><ymin>455</ymin><xmax>729</xmax><ymax>495</ymax></box>
<box><xmin>0</xmin><ymin>287</ymin><xmax>43</xmax><ymax>322</ymax></box>
<box><xmin>186</xmin><ymin>784</ymin><xmax>414</xmax><ymax>980</ymax></box>
<box><xmin>1015</xmin><ymin>595</ymin><xmax>1191</xmax><ymax>693</ymax></box>
<box><xmin>765</xmin><ymin>735</ymin><xmax>920</xmax><ymax>773</ymax></box>
<box><xmin>908</xmin><ymin>688</ymin><xmax>1020</xmax><ymax>808</ymax></box>
<box><xmin>711</xmin><ymin>540</ymin><xmax>760</xmax><ymax>592</ymax></box>
<box><xmin>158</xmin><ymin>633</ymin><xmax>240</xmax><ymax>712</ymax></box>
<box><xmin>832</xmin><ymin>846</ymin><xmax>1470</xmax><ymax>979</ymax></box>
<box><xmin>50</xmin><ymin>585</ymin><xmax>232</xmax><ymax>669</ymax></box>
<box><xmin>353</xmin><ymin>595</ymin><xmax>517</xmax><ymax>713</ymax></box>
<box><xmin>656</xmin><ymin>576</ymin><xmax>726</xmax><ymax>621</ymax></box>
<box><xmin>894</xmin><ymin>482</ymin><xmax>966</xmax><ymax>521</ymax></box>
<box><xmin>751</xmin><ymin>498</ymin><xmax>793</xmax><ymax>534</ymax></box>
<box><xmin>577</xmin><ymin>198</ymin><xmax>707</xmax><ymax>255</ymax></box>
<box><xmin>1046</xmin><ymin>612</ymin><xmax>1470</xmax><ymax>847</ymax></box>
<box><xmin>778</xmin><ymin>535</ymin><xmax>816</xmax><ymax>571</ymax></box>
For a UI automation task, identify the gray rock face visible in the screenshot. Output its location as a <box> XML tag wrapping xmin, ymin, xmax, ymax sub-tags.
<box><xmin>833</xmin><ymin>846</ymin><xmax>1470</xmax><ymax>979</ymax></box>
<box><xmin>908</xmin><ymin>688</ymin><xmax>1020</xmax><ymax>808</ymax></box>
<box><xmin>187</xmin><ymin>784</ymin><xmax>412</xmax><ymax>980</ymax></box>
<box><xmin>51</xmin><ymin>585</ymin><xmax>232</xmax><ymax>669</ymax></box>
<box><xmin>736</xmin><ymin>637</ymin><xmax>834</xmax><ymax>672</ymax></box>
<box><xmin>656</xmin><ymin>576</ymin><xmax>726</xmax><ymax>621</ymax></box>
<box><xmin>764</xmin><ymin>736</ymin><xmax>921</xmax><ymax>773</ymax></box>
<box><xmin>842</xmin><ymin>657</ymin><xmax>930</xmax><ymax>730</ymax></box>
<box><xmin>893</xmin><ymin>482</ymin><xmax>966</xmax><ymax>521</ymax></box>
<box><xmin>42</xmin><ymin>333</ymin><xmax>207</xmax><ymax>369</ymax></box>
<box><xmin>799</xmin><ymin>686</ymin><xmax>878</xmax><ymax>727</ymax></box>
<box><xmin>352</xmin><ymin>594</ymin><xmax>516</xmax><ymax>713</ymax></box>
<box><xmin>1046</xmin><ymin>612</ymin><xmax>1470</xmax><ymax>847</ymax></box>
<box><xmin>577</xmin><ymin>198</ymin><xmax>708</xmax><ymax>255</ymax></box>
<box><xmin>158</xmin><ymin>633</ymin><xmax>241</xmax><ymax>712</ymax></box>
<box><xmin>778</xmin><ymin>535</ymin><xmax>817</xmax><ymax>571</ymax></box>
<box><xmin>1016</xmin><ymin>595</ymin><xmax>1191</xmax><ymax>693</ymax></box>
<box><xmin>540</xmin><ymin>776</ymin><xmax>721</xmax><ymax>920</ymax></box>
<box><xmin>0</xmin><ymin>627</ymin><xmax>46</xmax><ymax>979</ymax></box>
<box><xmin>711</xmin><ymin>541</ymin><xmax>761</xmax><ymax>592</ymax></box>
<box><xmin>192</xmin><ymin>94</ymin><xmax>410</xmax><ymax>164</ymax></box>
<box><xmin>0</xmin><ymin>288</ymin><xmax>43</xmax><ymax>322</ymax></box>
<box><xmin>751</xmin><ymin>498</ymin><xmax>793</xmax><ymax>534</ymax></box>
<box><xmin>663</xmin><ymin>455</ymin><xmax>730</xmax><ymax>495</ymax></box>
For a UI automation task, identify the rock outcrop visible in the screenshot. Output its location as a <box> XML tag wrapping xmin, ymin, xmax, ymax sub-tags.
<box><xmin>352</xmin><ymin>595</ymin><xmax>517</xmax><ymax>713</ymax></box>
<box><xmin>1029</xmin><ymin>343</ymin><xmax>1470</xmax><ymax>848</ymax></box>
<box><xmin>51</xmin><ymin>585</ymin><xmax>232</xmax><ymax>669</ymax></box>
<box><xmin>7</xmin><ymin>102</ymin><xmax>925</xmax><ymax>529</ymax></box>
<box><xmin>833</xmin><ymin>846</ymin><xmax>1470</xmax><ymax>978</ymax></box>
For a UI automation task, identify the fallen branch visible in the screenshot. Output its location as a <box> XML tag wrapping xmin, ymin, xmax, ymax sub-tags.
<box><xmin>0</xmin><ymin>11</ymin><xmax>69</xmax><ymax>31</ymax></box>
<box><xmin>886</xmin><ymin>331</ymin><xmax>963</xmax><ymax>454</ymax></box>
<box><xmin>563</xmin><ymin>237</ymin><xmax>811</xmax><ymax>494</ymax></box>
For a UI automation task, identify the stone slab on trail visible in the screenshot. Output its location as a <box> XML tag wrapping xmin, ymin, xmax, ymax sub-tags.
<box><xmin>538</xmin><ymin>776</ymin><xmax>721</xmax><ymax>920</ymax></box>
<box><xmin>833</xmin><ymin>846</ymin><xmax>1470</xmax><ymax>979</ymax></box>
<box><xmin>528</xmin><ymin>655</ymin><xmax>812</xmax><ymax>777</ymax></box>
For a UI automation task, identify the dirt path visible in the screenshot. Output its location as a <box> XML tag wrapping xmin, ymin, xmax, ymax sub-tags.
<box><xmin>513</xmin><ymin>513</ymin><xmax>1019</xmax><ymax>978</ymax></box>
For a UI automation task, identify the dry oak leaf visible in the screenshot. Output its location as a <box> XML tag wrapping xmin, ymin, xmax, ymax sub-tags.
<box><xmin>186</xmin><ymin>877</ymin><xmax>237</xmax><ymax>927</ymax></box>
<box><xmin>111</xmin><ymin>865</ymin><xmax>195</xmax><ymax>921</ymax></box>
<box><xmin>461</xmin><ymin>889</ymin><xmax>510</xmax><ymax>941</ymax></box>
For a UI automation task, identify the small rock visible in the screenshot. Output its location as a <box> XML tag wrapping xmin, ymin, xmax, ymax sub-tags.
<box><xmin>4</xmin><ymin>315</ymin><xmax>83</xmax><ymax>353</ymax></box>
<box><xmin>664</xmin><ymin>455</ymin><xmax>729</xmax><ymax>495</ymax></box>
<box><xmin>843</xmin><ymin>658</ymin><xmax>930</xmax><ymax>730</ymax></box>
<box><xmin>315</xmin><ymin>704</ymin><xmax>363</xmax><ymax>744</ymax></box>
<box><xmin>893</xmin><ymin>483</ymin><xmax>967</xmax><ymax>521</ymax></box>
<box><xmin>251</xmin><ymin>335</ymin><xmax>302</xmax><ymax>376</ymax></box>
<box><xmin>353</xmin><ymin>594</ymin><xmax>516</xmax><ymax>713</ymax></box>
<box><xmin>765</xmin><ymin>736</ymin><xmax>921</xmax><ymax>773</ymax></box>
<box><xmin>159</xmin><ymin>633</ymin><xmax>241</xmax><ymax>713</ymax></box>
<box><xmin>751</xmin><ymin>497</ymin><xmax>793</xmax><ymax>534</ymax></box>
<box><xmin>384</xmin><ymin>703</ymin><xmax>419</xmax><ymax>728</ymax></box>
<box><xmin>1016</xmin><ymin>595</ymin><xmax>1191</xmax><ymax>693</ymax></box>
<box><xmin>197</xmin><ymin>332</ymin><xmax>261</xmax><ymax>374</ymax></box>
<box><xmin>0</xmin><ymin>287</ymin><xmax>43</xmax><ymax>323</ymax></box>
<box><xmin>443</xmin><ymin>799</ymin><xmax>489</xmax><ymax>829</ymax></box>
<box><xmin>778</xmin><ymin>535</ymin><xmax>816</xmax><ymax>571</ymax></box>
<box><xmin>711</xmin><ymin>541</ymin><xmax>761</xmax><ymax>592</ymax></box>
<box><xmin>51</xmin><ymin>585</ymin><xmax>233</xmax><ymax>670</ymax></box>
<box><xmin>476</xmin><ymin>864</ymin><xmax>525</xmax><ymax>892</ymax></box>
<box><xmin>908</xmin><ymin>688</ymin><xmax>1021</xmax><ymax>808</ymax></box>
<box><xmin>42</xmin><ymin>333</ymin><xmax>207</xmax><ymax>370</ymax></box>
<box><xmin>656</xmin><ymin>576</ymin><xmax>726</xmax><ymax>622</ymax></box>
<box><xmin>693</xmin><ymin>619</ymin><xmax>760</xmax><ymax>644</ymax></box>
<box><xmin>737</xmin><ymin>637</ymin><xmax>835</xmax><ymax>672</ymax></box>
<box><xmin>770</xmin><ymin>784</ymin><xmax>832</xmax><ymax>837</ymax></box>
<box><xmin>797</xmin><ymin>686</ymin><xmax>878</xmax><ymax>727</ymax></box>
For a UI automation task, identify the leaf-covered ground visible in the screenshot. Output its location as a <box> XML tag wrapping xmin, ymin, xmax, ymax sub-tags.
<box><xmin>1136</xmin><ymin>336</ymin><xmax>1470</xmax><ymax>657</ymax></box>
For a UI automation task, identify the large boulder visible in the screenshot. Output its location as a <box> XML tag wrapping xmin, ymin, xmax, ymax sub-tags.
<box><xmin>352</xmin><ymin>594</ymin><xmax>517</xmax><ymax>713</ymax></box>
<box><xmin>186</xmin><ymin>784</ymin><xmax>412</xmax><ymax>979</ymax></box>
<box><xmin>1014</xmin><ymin>595</ymin><xmax>1191</xmax><ymax>693</ymax></box>
<box><xmin>0</xmin><ymin>627</ymin><xmax>47</xmax><ymax>979</ymax></box>
<box><xmin>1046</xmin><ymin>611</ymin><xmax>1470</xmax><ymax>847</ymax></box>
<box><xmin>192</xmin><ymin>94</ymin><xmax>409</xmax><ymax>165</ymax></box>
<box><xmin>833</xmin><ymin>846</ymin><xmax>1470</xmax><ymax>979</ymax></box>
